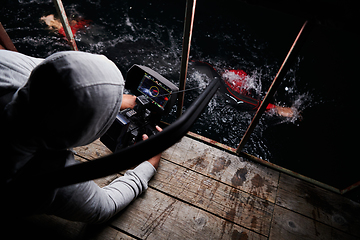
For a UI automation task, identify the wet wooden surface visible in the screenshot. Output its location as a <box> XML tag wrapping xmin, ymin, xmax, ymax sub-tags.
<box><xmin>13</xmin><ymin>136</ymin><xmax>360</xmax><ymax>239</ymax></box>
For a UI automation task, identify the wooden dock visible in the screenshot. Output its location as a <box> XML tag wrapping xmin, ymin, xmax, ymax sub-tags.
<box><xmin>8</xmin><ymin>136</ymin><xmax>360</xmax><ymax>239</ymax></box>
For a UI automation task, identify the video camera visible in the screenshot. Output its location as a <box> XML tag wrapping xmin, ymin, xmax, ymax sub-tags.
<box><xmin>100</xmin><ymin>65</ymin><xmax>179</xmax><ymax>152</ymax></box>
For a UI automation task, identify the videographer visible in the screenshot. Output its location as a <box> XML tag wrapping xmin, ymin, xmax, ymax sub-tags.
<box><xmin>1</xmin><ymin>50</ymin><xmax>162</xmax><ymax>223</ymax></box>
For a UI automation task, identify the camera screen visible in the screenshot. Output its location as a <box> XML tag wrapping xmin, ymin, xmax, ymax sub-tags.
<box><xmin>137</xmin><ymin>73</ymin><xmax>173</xmax><ymax>110</ymax></box>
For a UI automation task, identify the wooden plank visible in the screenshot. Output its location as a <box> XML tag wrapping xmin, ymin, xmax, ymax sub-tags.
<box><xmin>71</xmin><ymin>137</ymin><xmax>360</xmax><ymax>239</ymax></box>
<box><xmin>6</xmin><ymin>214</ymin><xmax>87</xmax><ymax>240</ymax></box>
<box><xmin>269</xmin><ymin>205</ymin><xmax>359</xmax><ymax>240</ymax></box>
<box><xmin>276</xmin><ymin>173</ymin><xmax>360</xmax><ymax>237</ymax></box>
<box><xmin>73</xmin><ymin>139</ymin><xmax>112</xmax><ymax>160</ymax></box>
<box><xmin>5</xmin><ymin>214</ymin><xmax>135</xmax><ymax>240</ymax></box>
<box><xmin>109</xmin><ymin>187</ymin><xmax>267</xmax><ymax>240</ymax></box>
<box><xmin>151</xmin><ymin>159</ymin><xmax>273</xmax><ymax>236</ymax></box>
<box><xmin>84</xmin><ymin>225</ymin><xmax>136</xmax><ymax>240</ymax></box>
<box><xmin>74</xmin><ymin>139</ymin><xmax>273</xmax><ymax>236</ymax></box>
<box><xmin>74</xmin><ymin>137</ymin><xmax>279</xmax><ymax>203</ymax></box>
<box><xmin>162</xmin><ymin>136</ymin><xmax>280</xmax><ymax>203</ymax></box>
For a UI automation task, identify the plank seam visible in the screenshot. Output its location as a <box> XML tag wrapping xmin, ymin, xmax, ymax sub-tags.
<box><xmin>73</xmin><ymin>151</ymin><xmax>272</xmax><ymax>237</ymax></box>
<box><xmin>148</xmin><ymin>183</ymin><xmax>269</xmax><ymax>238</ymax></box>
<box><xmin>268</xmin><ymin>171</ymin><xmax>282</xmax><ymax>238</ymax></box>
<box><xmin>108</xmin><ymin>224</ymin><xmax>142</xmax><ymax>240</ymax></box>
<box><xmin>73</xmin><ymin>152</ymin><xmax>91</xmax><ymax>162</ymax></box>
<box><xmin>162</xmin><ymin>157</ymin><xmax>275</xmax><ymax>203</ymax></box>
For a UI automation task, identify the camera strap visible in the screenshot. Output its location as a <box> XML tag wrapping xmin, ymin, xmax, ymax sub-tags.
<box><xmin>157</xmin><ymin>86</ymin><xmax>204</xmax><ymax>98</ymax></box>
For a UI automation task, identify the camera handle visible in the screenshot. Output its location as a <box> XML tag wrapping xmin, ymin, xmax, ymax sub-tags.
<box><xmin>135</xmin><ymin>95</ymin><xmax>150</xmax><ymax>116</ymax></box>
<box><xmin>135</xmin><ymin>96</ymin><xmax>159</xmax><ymax>140</ymax></box>
<box><xmin>120</xmin><ymin>95</ymin><xmax>160</xmax><ymax>149</ymax></box>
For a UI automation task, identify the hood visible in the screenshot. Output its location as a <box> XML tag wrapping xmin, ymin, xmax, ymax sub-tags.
<box><xmin>5</xmin><ymin>51</ymin><xmax>124</xmax><ymax>150</ymax></box>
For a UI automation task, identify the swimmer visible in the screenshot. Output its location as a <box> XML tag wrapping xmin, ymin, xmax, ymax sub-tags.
<box><xmin>222</xmin><ymin>69</ymin><xmax>295</xmax><ymax>118</ymax></box>
<box><xmin>40</xmin><ymin>14</ymin><xmax>91</xmax><ymax>38</ymax></box>
<box><xmin>191</xmin><ymin>61</ymin><xmax>296</xmax><ymax>118</ymax></box>
<box><xmin>40</xmin><ymin>14</ymin><xmax>63</xmax><ymax>31</ymax></box>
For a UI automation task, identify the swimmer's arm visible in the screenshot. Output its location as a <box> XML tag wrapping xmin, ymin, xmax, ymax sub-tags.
<box><xmin>274</xmin><ymin>106</ymin><xmax>294</xmax><ymax>118</ymax></box>
<box><xmin>265</xmin><ymin>102</ymin><xmax>294</xmax><ymax>118</ymax></box>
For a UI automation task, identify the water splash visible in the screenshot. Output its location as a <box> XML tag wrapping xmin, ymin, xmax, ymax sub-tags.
<box><xmin>186</xmin><ymin>54</ymin><xmax>313</xmax><ymax>161</ymax></box>
<box><xmin>221</xmin><ymin>70</ymin><xmax>263</xmax><ymax>97</ymax></box>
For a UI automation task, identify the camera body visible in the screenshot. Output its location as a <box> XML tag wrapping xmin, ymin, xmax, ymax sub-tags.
<box><xmin>100</xmin><ymin>64</ymin><xmax>178</xmax><ymax>152</ymax></box>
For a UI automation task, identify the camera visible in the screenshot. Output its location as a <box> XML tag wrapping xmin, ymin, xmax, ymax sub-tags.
<box><xmin>100</xmin><ymin>64</ymin><xmax>179</xmax><ymax>152</ymax></box>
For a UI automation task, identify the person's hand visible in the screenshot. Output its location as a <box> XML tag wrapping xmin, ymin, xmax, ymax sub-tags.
<box><xmin>120</xmin><ymin>94</ymin><xmax>137</xmax><ymax>110</ymax></box>
<box><xmin>142</xmin><ymin>126</ymin><xmax>163</xmax><ymax>170</ymax></box>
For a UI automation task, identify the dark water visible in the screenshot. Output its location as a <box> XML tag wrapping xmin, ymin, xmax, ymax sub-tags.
<box><xmin>2</xmin><ymin>0</ymin><xmax>358</xmax><ymax>190</ymax></box>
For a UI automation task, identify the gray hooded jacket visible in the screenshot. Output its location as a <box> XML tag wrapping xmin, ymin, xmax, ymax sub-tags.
<box><xmin>1</xmin><ymin>50</ymin><xmax>156</xmax><ymax>223</ymax></box>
